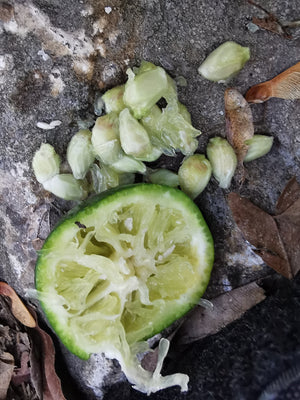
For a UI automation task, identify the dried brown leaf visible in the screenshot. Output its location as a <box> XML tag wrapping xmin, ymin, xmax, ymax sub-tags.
<box><xmin>248</xmin><ymin>0</ymin><xmax>291</xmax><ymax>39</ymax></box>
<box><xmin>252</xmin><ymin>16</ymin><xmax>288</xmax><ymax>37</ymax></box>
<box><xmin>11</xmin><ymin>350</ymin><xmax>31</xmax><ymax>385</ymax></box>
<box><xmin>28</xmin><ymin>307</ymin><xmax>66</xmax><ymax>400</ymax></box>
<box><xmin>0</xmin><ymin>295</ymin><xmax>38</xmax><ymax>399</ymax></box>
<box><xmin>274</xmin><ymin>198</ymin><xmax>300</xmax><ymax>277</ymax></box>
<box><xmin>0</xmin><ymin>352</ymin><xmax>14</xmax><ymax>400</ymax></box>
<box><xmin>227</xmin><ymin>192</ymin><xmax>292</xmax><ymax>279</ymax></box>
<box><xmin>172</xmin><ymin>282</ymin><xmax>266</xmax><ymax>347</ymax></box>
<box><xmin>0</xmin><ymin>284</ymin><xmax>65</xmax><ymax>400</ymax></box>
<box><xmin>275</xmin><ymin>177</ymin><xmax>300</xmax><ymax>215</ymax></box>
<box><xmin>0</xmin><ymin>283</ymin><xmax>36</xmax><ymax>328</ymax></box>
<box><xmin>245</xmin><ymin>62</ymin><xmax>300</xmax><ymax>103</ymax></box>
<box><xmin>142</xmin><ymin>283</ymin><xmax>266</xmax><ymax>366</ymax></box>
<box><xmin>29</xmin><ymin>338</ymin><xmax>43</xmax><ymax>399</ymax></box>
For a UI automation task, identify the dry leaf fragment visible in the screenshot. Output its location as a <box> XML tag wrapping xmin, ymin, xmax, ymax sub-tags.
<box><xmin>225</xmin><ymin>88</ymin><xmax>254</xmax><ymax>164</ymax></box>
<box><xmin>172</xmin><ymin>282</ymin><xmax>266</xmax><ymax>347</ymax></box>
<box><xmin>274</xmin><ymin>198</ymin><xmax>300</xmax><ymax>278</ymax></box>
<box><xmin>245</xmin><ymin>62</ymin><xmax>300</xmax><ymax>103</ymax></box>
<box><xmin>0</xmin><ymin>284</ymin><xmax>66</xmax><ymax>400</ymax></box>
<box><xmin>11</xmin><ymin>350</ymin><xmax>31</xmax><ymax>385</ymax></box>
<box><xmin>274</xmin><ymin>178</ymin><xmax>300</xmax><ymax>276</ymax></box>
<box><xmin>248</xmin><ymin>0</ymin><xmax>291</xmax><ymax>39</ymax></box>
<box><xmin>29</xmin><ymin>307</ymin><xmax>67</xmax><ymax>400</ymax></box>
<box><xmin>228</xmin><ymin>179</ymin><xmax>300</xmax><ymax>280</ymax></box>
<box><xmin>143</xmin><ymin>283</ymin><xmax>266</xmax><ymax>366</ymax></box>
<box><xmin>0</xmin><ymin>352</ymin><xmax>14</xmax><ymax>400</ymax></box>
<box><xmin>252</xmin><ymin>16</ymin><xmax>289</xmax><ymax>38</ymax></box>
<box><xmin>0</xmin><ymin>282</ymin><xmax>36</xmax><ymax>328</ymax></box>
<box><xmin>227</xmin><ymin>192</ymin><xmax>292</xmax><ymax>279</ymax></box>
<box><xmin>275</xmin><ymin>177</ymin><xmax>300</xmax><ymax>215</ymax></box>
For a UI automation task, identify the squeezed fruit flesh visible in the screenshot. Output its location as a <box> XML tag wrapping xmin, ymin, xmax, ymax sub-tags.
<box><xmin>35</xmin><ymin>184</ymin><xmax>214</xmax><ymax>359</ymax></box>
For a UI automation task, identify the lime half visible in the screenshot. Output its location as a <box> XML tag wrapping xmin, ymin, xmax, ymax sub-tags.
<box><xmin>35</xmin><ymin>184</ymin><xmax>214</xmax><ymax>393</ymax></box>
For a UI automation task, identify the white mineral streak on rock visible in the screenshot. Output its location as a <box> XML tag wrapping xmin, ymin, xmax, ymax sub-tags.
<box><xmin>0</xmin><ymin>55</ymin><xmax>7</xmax><ymax>70</ymax></box>
<box><xmin>0</xmin><ymin>163</ymin><xmax>51</xmax><ymax>291</ymax></box>
<box><xmin>8</xmin><ymin>253</ymin><xmax>24</xmax><ymax>279</ymax></box>
<box><xmin>224</xmin><ymin>246</ymin><xmax>264</xmax><ymax>268</ymax></box>
<box><xmin>73</xmin><ymin>58</ymin><xmax>95</xmax><ymax>79</ymax></box>
<box><xmin>49</xmin><ymin>68</ymin><xmax>65</xmax><ymax>97</ymax></box>
<box><xmin>2</xmin><ymin>3</ymin><xmax>124</xmax><ymax>80</ymax></box>
<box><xmin>92</xmin><ymin>17</ymin><xmax>108</xmax><ymax>35</ymax></box>
<box><xmin>3</xmin><ymin>3</ymin><xmax>94</xmax><ymax>58</ymax></box>
<box><xmin>108</xmin><ymin>30</ymin><xmax>119</xmax><ymax>45</ymax></box>
<box><xmin>81</xmin><ymin>5</ymin><xmax>94</xmax><ymax>16</ymax></box>
<box><xmin>84</xmin><ymin>353</ymin><xmax>120</xmax><ymax>397</ymax></box>
<box><xmin>0</xmin><ymin>54</ymin><xmax>14</xmax><ymax>84</ymax></box>
<box><xmin>3</xmin><ymin>19</ymin><xmax>20</xmax><ymax>35</ymax></box>
<box><xmin>60</xmin><ymin>351</ymin><xmax>124</xmax><ymax>399</ymax></box>
<box><xmin>37</xmin><ymin>49</ymin><xmax>50</xmax><ymax>61</ymax></box>
<box><xmin>94</xmin><ymin>37</ymin><xmax>107</xmax><ymax>58</ymax></box>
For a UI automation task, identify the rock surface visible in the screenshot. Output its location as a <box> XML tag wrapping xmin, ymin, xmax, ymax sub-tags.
<box><xmin>0</xmin><ymin>0</ymin><xmax>299</xmax><ymax>398</ymax></box>
<box><xmin>105</xmin><ymin>275</ymin><xmax>300</xmax><ymax>400</ymax></box>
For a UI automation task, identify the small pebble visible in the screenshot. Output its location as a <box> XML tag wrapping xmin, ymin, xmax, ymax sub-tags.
<box><xmin>247</xmin><ymin>22</ymin><xmax>260</xmax><ymax>33</ymax></box>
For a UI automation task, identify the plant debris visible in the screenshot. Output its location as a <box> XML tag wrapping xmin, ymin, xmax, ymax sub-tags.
<box><xmin>228</xmin><ymin>177</ymin><xmax>300</xmax><ymax>279</ymax></box>
<box><xmin>248</xmin><ymin>0</ymin><xmax>292</xmax><ymax>39</ymax></box>
<box><xmin>0</xmin><ymin>282</ymin><xmax>36</xmax><ymax>328</ymax></box>
<box><xmin>29</xmin><ymin>307</ymin><xmax>66</xmax><ymax>400</ymax></box>
<box><xmin>227</xmin><ymin>192</ymin><xmax>292</xmax><ymax>279</ymax></box>
<box><xmin>0</xmin><ymin>282</ymin><xmax>65</xmax><ymax>400</ymax></box>
<box><xmin>141</xmin><ymin>282</ymin><xmax>266</xmax><ymax>366</ymax></box>
<box><xmin>171</xmin><ymin>282</ymin><xmax>266</xmax><ymax>347</ymax></box>
<box><xmin>225</xmin><ymin>88</ymin><xmax>254</xmax><ymax>164</ymax></box>
<box><xmin>275</xmin><ymin>176</ymin><xmax>300</xmax><ymax>215</ymax></box>
<box><xmin>245</xmin><ymin>62</ymin><xmax>300</xmax><ymax>103</ymax></box>
<box><xmin>225</xmin><ymin>88</ymin><xmax>254</xmax><ymax>182</ymax></box>
<box><xmin>0</xmin><ymin>352</ymin><xmax>14</xmax><ymax>400</ymax></box>
<box><xmin>274</xmin><ymin>178</ymin><xmax>300</xmax><ymax>278</ymax></box>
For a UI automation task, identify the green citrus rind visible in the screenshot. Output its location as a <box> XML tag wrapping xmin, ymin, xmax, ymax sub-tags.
<box><xmin>35</xmin><ymin>184</ymin><xmax>214</xmax><ymax>360</ymax></box>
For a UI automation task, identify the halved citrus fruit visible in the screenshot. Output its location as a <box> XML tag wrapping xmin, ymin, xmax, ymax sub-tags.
<box><xmin>35</xmin><ymin>183</ymin><xmax>214</xmax><ymax>393</ymax></box>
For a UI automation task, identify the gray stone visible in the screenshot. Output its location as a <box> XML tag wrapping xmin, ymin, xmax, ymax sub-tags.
<box><xmin>0</xmin><ymin>0</ymin><xmax>299</xmax><ymax>398</ymax></box>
